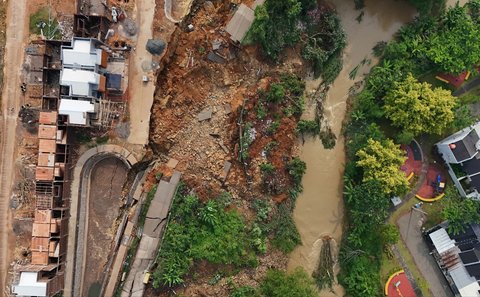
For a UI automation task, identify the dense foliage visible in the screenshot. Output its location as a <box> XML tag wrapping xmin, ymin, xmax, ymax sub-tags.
<box><xmin>247</xmin><ymin>0</ymin><xmax>310</xmax><ymax>60</ymax></box>
<box><xmin>384</xmin><ymin>74</ymin><xmax>456</xmax><ymax>136</ymax></box>
<box><xmin>247</xmin><ymin>0</ymin><xmax>346</xmax><ymax>82</ymax></box>
<box><xmin>407</xmin><ymin>0</ymin><xmax>447</xmax><ymax>15</ymax></box>
<box><xmin>443</xmin><ymin>187</ymin><xmax>480</xmax><ymax>235</ymax></box>
<box><xmin>425</xmin><ymin>6</ymin><xmax>480</xmax><ymax>74</ymax></box>
<box><xmin>303</xmin><ymin>8</ymin><xmax>346</xmax><ymax>81</ymax></box>
<box><xmin>260</xmin><ymin>268</ymin><xmax>318</xmax><ymax>297</ymax></box>
<box><xmin>229</xmin><ymin>268</ymin><xmax>317</xmax><ymax>297</ymax></box>
<box><xmin>356</xmin><ymin>138</ymin><xmax>408</xmax><ymax>195</ymax></box>
<box><xmin>340</xmin><ymin>2</ymin><xmax>480</xmax><ymax>295</ymax></box>
<box><xmin>152</xmin><ymin>186</ymin><xmax>256</xmax><ymax>288</ymax></box>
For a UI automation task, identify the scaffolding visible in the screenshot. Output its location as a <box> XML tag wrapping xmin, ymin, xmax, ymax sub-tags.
<box><xmin>95</xmin><ymin>100</ymin><xmax>126</xmax><ymax>128</ymax></box>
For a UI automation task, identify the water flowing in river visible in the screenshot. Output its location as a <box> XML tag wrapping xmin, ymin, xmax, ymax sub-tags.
<box><xmin>288</xmin><ymin>0</ymin><xmax>416</xmax><ymax>295</ymax></box>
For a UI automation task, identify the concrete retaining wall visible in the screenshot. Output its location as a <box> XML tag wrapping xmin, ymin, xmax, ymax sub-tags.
<box><xmin>64</xmin><ymin>145</ymin><xmax>138</xmax><ymax>297</ymax></box>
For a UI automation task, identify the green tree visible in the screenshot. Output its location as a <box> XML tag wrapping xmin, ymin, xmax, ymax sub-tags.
<box><xmin>384</xmin><ymin>74</ymin><xmax>455</xmax><ymax>137</ymax></box>
<box><xmin>260</xmin><ymin>268</ymin><xmax>317</xmax><ymax>297</ymax></box>
<box><xmin>247</xmin><ymin>0</ymin><xmax>304</xmax><ymax>59</ymax></box>
<box><xmin>339</xmin><ymin>256</ymin><xmax>381</xmax><ymax>297</ymax></box>
<box><xmin>425</xmin><ymin>6</ymin><xmax>480</xmax><ymax>74</ymax></box>
<box><xmin>442</xmin><ymin>188</ymin><xmax>480</xmax><ymax>235</ymax></box>
<box><xmin>344</xmin><ymin>180</ymin><xmax>390</xmax><ymax>248</ymax></box>
<box><xmin>356</xmin><ymin>138</ymin><xmax>408</xmax><ymax>195</ymax></box>
<box><xmin>407</xmin><ymin>0</ymin><xmax>446</xmax><ymax>15</ymax></box>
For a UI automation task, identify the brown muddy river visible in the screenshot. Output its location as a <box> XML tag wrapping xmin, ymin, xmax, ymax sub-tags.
<box><xmin>288</xmin><ymin>0</ymin><xmax>416</xmax><ymax>294</ymax></box>
<box><xmin>289</xmin><ymin>0</ymin><xmax>468</xmax><ymax>295</ymax></box>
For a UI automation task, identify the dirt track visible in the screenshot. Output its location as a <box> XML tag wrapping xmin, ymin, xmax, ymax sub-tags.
<box><xmin>0</xmin><ymin>0</ymin><xmax>27</xmax><ymax>294</ymax></box>
<box><xmin>126</xmin><ymin>0</ymin><xmax>156</xmax><ymax>145</ymax></box>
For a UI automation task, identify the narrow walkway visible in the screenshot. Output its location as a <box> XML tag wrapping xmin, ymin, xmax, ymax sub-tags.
<box><xmin>397</xmin><ymin>212</ymin><xmax>454</xmax><ymax>297</ymax></box>
<box><xmin>388</xmin><ymin>140</ymin><xmax>429</xmax><ymax>297</ymax></box>
<box><xmin>453</xmin><ymin>75</ymin><xmax>480</xmax><ymax>97</ymax></box>
<box><xmin>392</xmin><ymin>246</ymin><xmax>424</xmax><ymax>297</ymax></box>
<box><xmin>121</xmin><ymin>171</ymin><xmax>181</xmax><ymax>297</ymax></box>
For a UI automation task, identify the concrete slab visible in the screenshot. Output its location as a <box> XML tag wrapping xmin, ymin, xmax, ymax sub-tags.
<box><xmin>197</xmin><ymin>107</ymin><xmax>213</xmax><ymax>121</ymax></box>
<box><xmin>222</xmin><ymin>161</ymin><xmax>232</xmax><ymax>181</ymax></box>
<box><xmin>166</xmin><ymin>158</ymin><xmax>179</xmax><ymax>169</ymax></box>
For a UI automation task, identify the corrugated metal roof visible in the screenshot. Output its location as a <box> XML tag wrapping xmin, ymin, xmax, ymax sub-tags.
<box><xmin>450</xmin><ymin>265</ymin><xmax>480</xmax><ymax>297</ymax></box>
<box><xmin>430</xmin><ymin>228</ymin><xmax>455</xmax><ymax>254</ymax></box>
<box><xmin>225</xmin><ymin>4</ymin><xmax>255</xmax><ymax>42</ymax></box>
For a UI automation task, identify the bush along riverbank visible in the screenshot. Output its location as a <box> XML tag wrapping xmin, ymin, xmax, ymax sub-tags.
<box><xmin>339</xmin><ymin>1</ymin><xmax>480</xmax><ymax>296</ymax></box>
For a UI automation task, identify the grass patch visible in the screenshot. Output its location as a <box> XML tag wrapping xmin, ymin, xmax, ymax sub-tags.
<box><xmin>152</xmin><ymin>185</ymin><xmax>256</xmax><ymax>288</ymax></box>
<box><xmin>29</xmin><ymin>7</ymin><xmax>60</xmax><ymax>39</ymax></box>
<box><xmin>380</xmin><ymin>251</ymin><xmax>402</xmax><ymax>285</ymax></box>
<box><xmin>138</xmin><ymin>185</ymin><xmax>157</xmax><ymax>228</ymax></box>
<box><xmin>423</xmin><ymin>200</ymin><xmax>446</xmax><ymax>229</ymax></box>
<box><xmin>396</xmin><ymin>238</ymin><xmax>432</xmax><ymax>297</ymax></box>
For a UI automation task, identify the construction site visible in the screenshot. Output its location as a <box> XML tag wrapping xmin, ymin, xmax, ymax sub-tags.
<box><xmin>4</xmin><ymin>0</ymin><xmax>324</xmax><ymax>296</ymax></box>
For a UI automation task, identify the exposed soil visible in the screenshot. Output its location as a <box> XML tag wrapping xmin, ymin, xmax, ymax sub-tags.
<box><xmin>149</xmin><ymin>0</ymin><xmax>305</xmax><ymax>199</ymax></box>
<box><xmin>82</xmin><ymin>157</ymin><xmax>128</xmax><ymax>296</ymax></box>
<box><xmin>147</xmin><ymin>0</ymin><xmax>308</xmax><ymax>295</ymax></box>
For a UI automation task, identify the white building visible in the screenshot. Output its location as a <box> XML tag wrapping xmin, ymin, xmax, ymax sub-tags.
<box><xmin>13</xmin><ymin>272</ymin><xmax>47</xmax><ymax>297</ymax></box>
<box><xmin>58</xmin><ymin>99</ymin><xmax>96</xmax><ymax>126</ymax></box>
<box><xmin>60</xmin><ymin>68</ymin><xmax>106</xmax><ymax>97</ymax></box>
<box><xmin>61</xmin><ymin>37</ymin><xmax>108</xmax><ymax>70</ymax></box>
<box><xmin>58</xmin><ymin>37</ymin><xmax>108</xmax><ymax>126</ymax></box>
<box><xmin>437</xmin><ymin>122</ymin><xmax>480</xmax><ymax>199</ymax></box>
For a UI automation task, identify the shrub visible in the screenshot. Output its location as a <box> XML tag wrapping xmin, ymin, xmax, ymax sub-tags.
<box><xmin>338</xmin><ymin>255</ymin><xmax>381</xmax><ymax>297</ymax></box>
<box><xmin>246</xmin><ymin>0</ymin><xmax>304</xmax><ymax>60</ymax></box>
<box><xmin>267</xmin><ymin>84</ymin><xmax>286</xmax><ymax>103</ymax></box>
<box><xmin>231</xmin><ymin>286</ymin><xmax>259</xmax><ymax>297</ymax></box>
<box><xmin>287</xmin><ymin>157</ymin><xmax>307</xmax><ymax>187</ymax></box>
<box><xmin>270</xmin><ymin>204</ymin><xmax>301</xmax><ymax>253</ymax></box>
<box><xmin>260</xmin><ymin>267</ymin><xmax>317</xmax><ymax>297</ymax></box>
<box><xmin>152</xmin><ymin>188</ymin><xmax>255</xmax><ymax>288</ymax></box>
<box><xmin>296</xmin><ymin>120</ymin><xmax>319</xmax><ymax>136</ymax></box>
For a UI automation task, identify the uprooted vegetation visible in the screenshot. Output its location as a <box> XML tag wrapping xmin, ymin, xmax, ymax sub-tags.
<box><xmin>146</xmin><ymin>0</ymin><xmax>346</xmax><ymax>294</ymax></box>
<box><xmin>246</xmin><ymin>0</ymin><xmax>346</xmax><ymax>83</ymax></box>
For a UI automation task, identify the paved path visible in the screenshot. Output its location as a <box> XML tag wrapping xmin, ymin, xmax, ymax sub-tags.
<box><xmin>453</xmin><ymin>75</ymin><xmax>480</xmax><ymax>97</ymax></box>
<box><xmin>397</xmin><ymin>212</ymin><xmax>454</xmax><ymax>297</ymax></box>
<box><xmin>0</xmin><ymin>0</ymin><xmax>27</xmax><ymax>293</ymax></box>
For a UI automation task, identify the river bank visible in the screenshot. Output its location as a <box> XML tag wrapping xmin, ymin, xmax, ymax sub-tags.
<box><xmin>288</xmin><ymin>0</ymin><xmax>416</xmax><ymax>295</ymax></box>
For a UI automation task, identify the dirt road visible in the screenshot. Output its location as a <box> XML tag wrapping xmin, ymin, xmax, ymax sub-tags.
<box><xmin>127</xmin><ymin>0</ymin><xmax>156</xmax><ymax>145</ymax></box>
<box><xmin>0</xmin><ymin>0</ymin><xmax>27</xmax><ymax>293</ymax></box>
